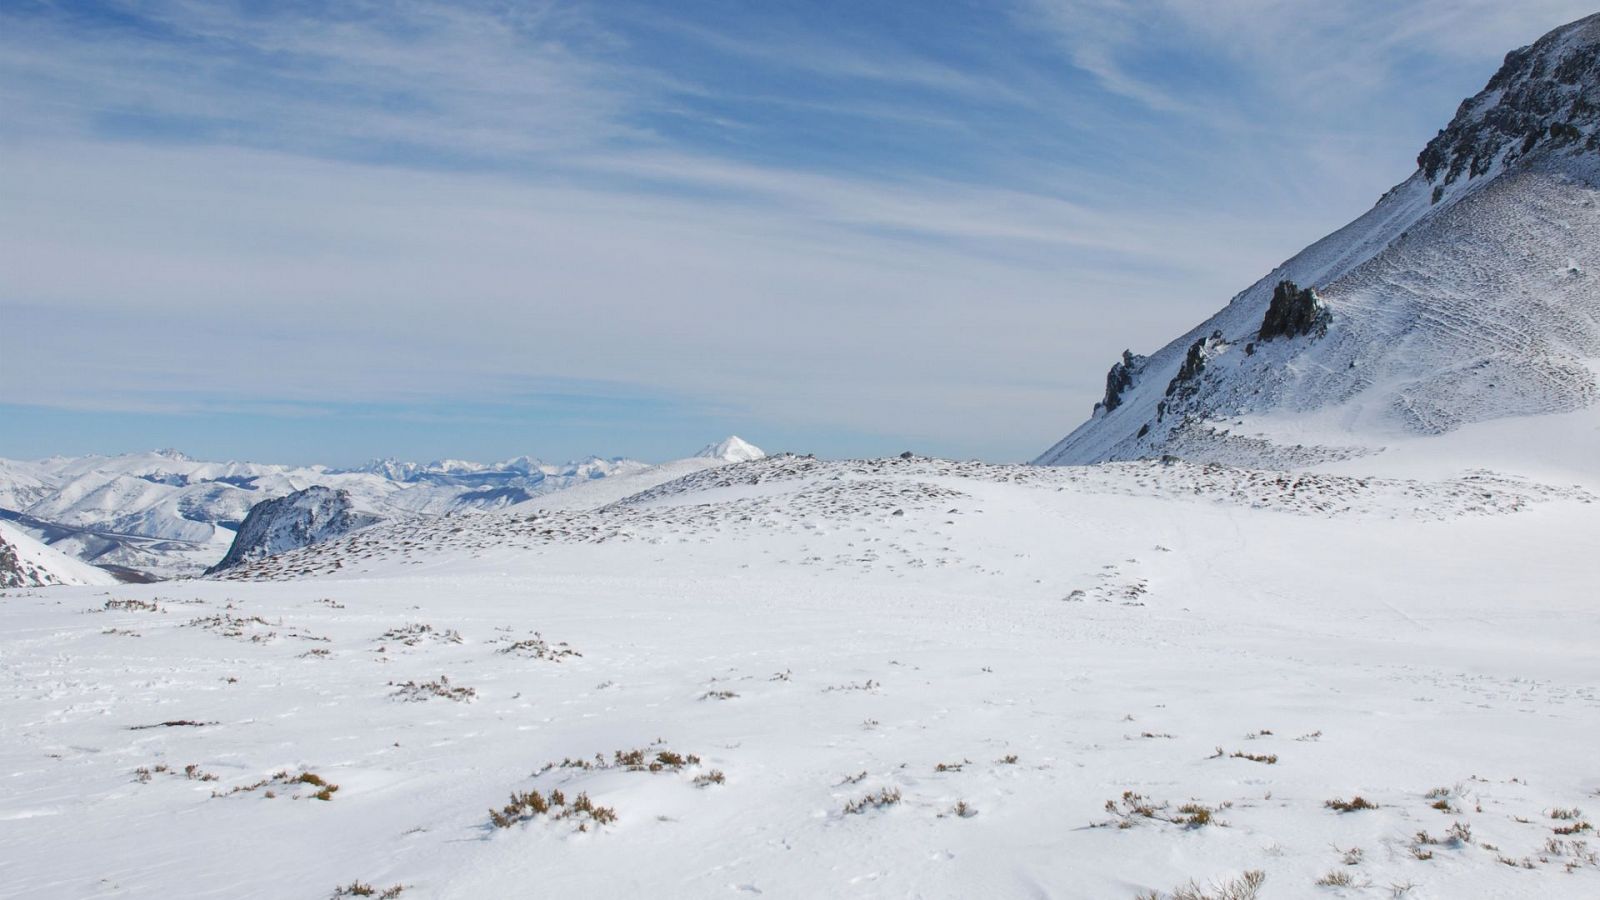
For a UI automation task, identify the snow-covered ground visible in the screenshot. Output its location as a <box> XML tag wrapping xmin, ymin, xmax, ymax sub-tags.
<box><xmin>2</xmin><ymin>448</ymin><xmax>1595</xmax><ymax>898</ymax></box>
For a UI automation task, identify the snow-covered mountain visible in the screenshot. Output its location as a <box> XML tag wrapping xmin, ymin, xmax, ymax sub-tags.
<box><xmin>695</xmin><ymin>435</ymin><xmax>766</xmax><ymax>462</ymax></box>
<box><xmin>0</xmin><ymin>520</ymin><xmax>117</xmax><ymax>588</ymax></box>
<box><xmin>0</xmin><ymin>442</ymin><xmax>756</xmax><ymax>577</ymax></box>
<box><xmin>205</xmin><ymin>486</ymin><xmax>381</xmax><ymax>574</ymax></box>
<box><xmin>1037</xmin><ymin>14</ymin><xmax>1600</xmax><ymax>470</ymax></box>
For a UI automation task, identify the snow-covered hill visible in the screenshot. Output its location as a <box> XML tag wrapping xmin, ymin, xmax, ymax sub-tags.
<box><xmin>206</xmin><ymin>487</ymin><xmax>382</xmax><ymax>574</ymax></box>
<box><xmin>0</xmin><ymin>519</ymin><xmax>117</xmax><ymax>587</ymax></box>
<box><xmin>1036</xmin><ymin>14</ymin><xmax>1600</xmax><ymax>472</ymax></box>
<box><xmin>2</xmin><ymin>449</ymin><xmax>1594</xmax><ymax>896</ymax></box>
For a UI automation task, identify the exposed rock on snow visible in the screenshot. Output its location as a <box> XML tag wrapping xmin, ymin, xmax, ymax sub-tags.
<box><xmin>1256</xmin><ymin>280</ymin><xmax>1330</xmax><ymax>342</ymax></box>
<box><xmin>1419</xmin><ymin>13</ymin><xmax>1600</xmax><ymax>193</ymax></box>
<box><xmin>206</xmin><ymin>487</ymin><xmax>379</xmax><ymax>574</ymax></box>
<box><xmin>1097</xmin><ymin>350</ymin><xmax>1146</xmax><ymax>414</ymax></box>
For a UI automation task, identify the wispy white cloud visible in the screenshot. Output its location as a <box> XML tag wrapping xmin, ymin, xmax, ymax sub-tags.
<box><xmin>2</xmin><ymin>1</ymin><xmax>1593</xmax><ymax>460</ymax></box>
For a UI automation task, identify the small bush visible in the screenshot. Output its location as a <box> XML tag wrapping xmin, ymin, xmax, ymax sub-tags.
<box><xmin>1139</xmin><ymin>870</ymin><xmax>1265</xmax><ymax>900</ymax></box>
<box><xmin>1325</xmin><ymin>796</ymin><xmax>1378</xmax><ymax>813</ymax></box>
<box><xmin>1315</xmin><ymin>870</ymin><xmax>1354</xmax><ymax>887</ymax></box>
<box><xmin>843</xmin><ymin>788</ymin><xmax>902</xmax><ymax>815</ymax></box>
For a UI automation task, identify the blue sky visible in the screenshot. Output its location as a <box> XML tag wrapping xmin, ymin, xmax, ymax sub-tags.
<box><xmin>1</xmin><ymin>0</ymin><xmax>1593</xmax><ymax>465</ymax></box>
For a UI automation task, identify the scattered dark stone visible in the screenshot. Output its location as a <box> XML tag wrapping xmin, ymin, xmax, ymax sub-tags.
<box><xmin>1258</xmin><ymin>280</ymin><xmax>1331</xmax><ymax>341</ymax></box>
<box><xmin>899</xmin><ymin>451</ymin><xmax>914</xmax><ymax>460</ymax></box>
<box><xmin>1136</xmin><ymin>423</ymin><xmax>1150</xmax><ymax>438</ymax></box>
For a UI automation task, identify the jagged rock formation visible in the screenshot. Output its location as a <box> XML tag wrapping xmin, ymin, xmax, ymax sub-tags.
<box><xmin>1419</xmin><ymin>16</ymin><xmax>1600</xmax><ymax>194</ymax></box>
<box><xmin>1036</xmin><ymin>14</ymin><xmax>1600</xmax><ymax>469</ymax></box>
<box><xmin>1257</xmin><ymin>281</ymin><xmax>1331</xmax><ymax>341</ymax></box>
<box><xmin>1097</xmin><ymin>351</ymin><xmax>1147</xmax><ymax>414</ymax></box>
<box><xmin>206</xmin><ymin>487</ymin><xmax>379</xmax><ymax>574</ymax></box>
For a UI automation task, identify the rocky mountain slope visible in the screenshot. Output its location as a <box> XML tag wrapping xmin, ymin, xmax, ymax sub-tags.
<box><xmin>1037</xmin><ymin>14</ymin><xmax>1600</xmax><ymax>471</ymax></box>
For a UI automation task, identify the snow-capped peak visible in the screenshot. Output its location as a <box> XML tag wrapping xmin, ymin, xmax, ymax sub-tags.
<box><xmin>695</xmin><ymin>436</ymin><xmax>765</xmax><ymax>462</ymax></box>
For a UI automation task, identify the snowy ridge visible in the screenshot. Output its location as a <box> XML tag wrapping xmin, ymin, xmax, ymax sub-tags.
<box><xmin>210</xmin><ymin>453</ymin><xmax>1591</xmax><ymax>583</ymax></box>
<box><xmin>1036</xmin><ymin>15</ymin><xmax>1600</xmax><ymax>472</ymax></box>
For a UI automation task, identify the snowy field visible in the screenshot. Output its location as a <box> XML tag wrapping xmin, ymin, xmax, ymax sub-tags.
<box><xmin>3</xmin><ymin>451</ymin><xmax>1597</xmax><ymax>899</ymax></box>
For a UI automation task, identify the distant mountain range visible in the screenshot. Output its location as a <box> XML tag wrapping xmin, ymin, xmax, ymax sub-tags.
<box><xmin>0</xmin><ymin>438</ymin><xmax>763</xmax><ymax>578</ymax></box>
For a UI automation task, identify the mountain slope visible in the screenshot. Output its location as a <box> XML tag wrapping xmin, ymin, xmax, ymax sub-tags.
<box><xmin>1036</xmin><ymin>14</ymin><xmax>1600</xmax><ymax>473</ymax></box>
<box><xmin>0</xmin><ymin>520</ymin><xmax>117</xmax><ymax>587</ymax></box>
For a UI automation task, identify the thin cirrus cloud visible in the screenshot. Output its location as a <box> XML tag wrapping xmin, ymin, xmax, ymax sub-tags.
<box><xmin>0</xmin><ymin>0</ymin><xmax>1590</xmax><ymax>463</ymax></box>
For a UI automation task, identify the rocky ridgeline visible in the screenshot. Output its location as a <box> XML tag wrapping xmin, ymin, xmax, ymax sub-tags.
<box><xmin>1418</xmin><ymin>13</ymin><xmax>1600</xmax><ymax>194</ymax></box>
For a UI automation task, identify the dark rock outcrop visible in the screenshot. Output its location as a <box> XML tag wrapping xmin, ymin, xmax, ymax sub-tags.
<box><xmin>1258</xmin><ymin>281</ymin><xmax>1330</xmax><ymax>341</ymax></box>
<box><xmin>1096</xmin><ymin>350</ymin><xmax>1148</xmax><ymax>414</ymax></box>
<box><xmin>1417</xmin><ymin>13</ymin><xmax>1600</xmax><ymax>189</ymax></box>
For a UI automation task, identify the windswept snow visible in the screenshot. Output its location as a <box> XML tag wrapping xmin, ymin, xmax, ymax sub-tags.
<box><xmin>1</xmin><ymin>452</ymin><xmax>1595</xmax><ymax>897</ymax></box>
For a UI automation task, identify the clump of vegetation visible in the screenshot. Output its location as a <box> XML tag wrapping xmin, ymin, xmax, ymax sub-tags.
<box><xmin>132</xmin><ymin>764</ymin><xmax>170</xmax><ymax>783</ymax></box>
<box><xmin>822</xmin><ymin>679</ymin><xmax>879</xmax><ymax>693</ymax></box>
<box><xmin>103</xmin><ymin>598</ymin><xmax>161</xmax><ymax>612</ymax></box>
<box><xmin>498</xmin><ymin>631</ymin><xmax>579</xmax><ymax>661</ymax></box>
<box><xmin>1135</xmin><ymin>870</ymin><xmax>1265</xmax><ymax>900</ymax></box>
<box><xmin>842</xmin><ymin>787</ymin><xmax>902</xmax><ymax>815</ymax></box>
<box><xmin>1314</xmin><ymin>870</ymin><xmax>1354</xmax><ymax>887</ymax></box>
<box><xmin>1325</xmin><ymin>796</ymin><xmax>1378</xmax><ymax>813</ymax></box>
<box><xmin>330</xmin><ymin>881</ymin><xmax>404</xmax><ymax>898</ymax></box>
<box><xmin>1102</xmin><ymin>791</ymin><xmax>1227</xmax><ymax>829</ymax></box>
<box><xmin>946</xmin><ymin>800</ymin><xmax>977</xmax><ymax>818</ymax></box>
<box><xmin>934</xmin><ymin>760</ymin><xmax>970</xmax><ymax>773</ymax></box>
<box><xmin>997</xmin><ymin>754</ymin><xmax>1019</xmax><ymax>765</ymax></box>
<box><xmin>208</xmin><ymin>768</ymin><xmax>340</xmax><ymax>801</ymax></box>
<box><xmin>1229</xmin><ymin>750</ymin><xmax>1277</xmax><ymax>765</ymax></box>
<box><xmin>613</xmin><ymin>748</ymin><xmax>701</xmax><ymax>772</ymax></box>
<box><xmin>692</xmin><ymin>770</ymin><xmax>726</xmax><ymax>788</ymax></box>
<box><xmin>377</xmin><ymin>623</ymin><xmax>461</xmax><ymax>647</ymax></box>
<box><xmin>389</xmin><ymin>675</ymin><xmax>476</xmax><ymax>702</ymax></box>
<box><xmin>1446</xmin><ymin>821</ymin><xmax>1474</xmax><ymax>846</ymax></box>
<box><xmin>488</xmin><ymin>788</ymin><xmax>617</xmax><ymax>830</ymax></box>
<box><xmin>186</xmin><ymin>612</ymin><xmax>277</xmax><ymax>642</ymax></box>
<box><xmin>699</xmin><ymin>690</ymin><xmax>738</xmax><ymax>701</ymax></box>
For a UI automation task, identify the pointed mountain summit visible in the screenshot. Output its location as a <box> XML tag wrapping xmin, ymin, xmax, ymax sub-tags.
<box><xmin>695</xmin><ymin>436</ymin><xmax>766</xmax><ymax>462</ymax></box>
<box><xmin>1037</xmin><ymin>14</ymin><xmax>1600</xmax><ymax>471</ymax></box>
